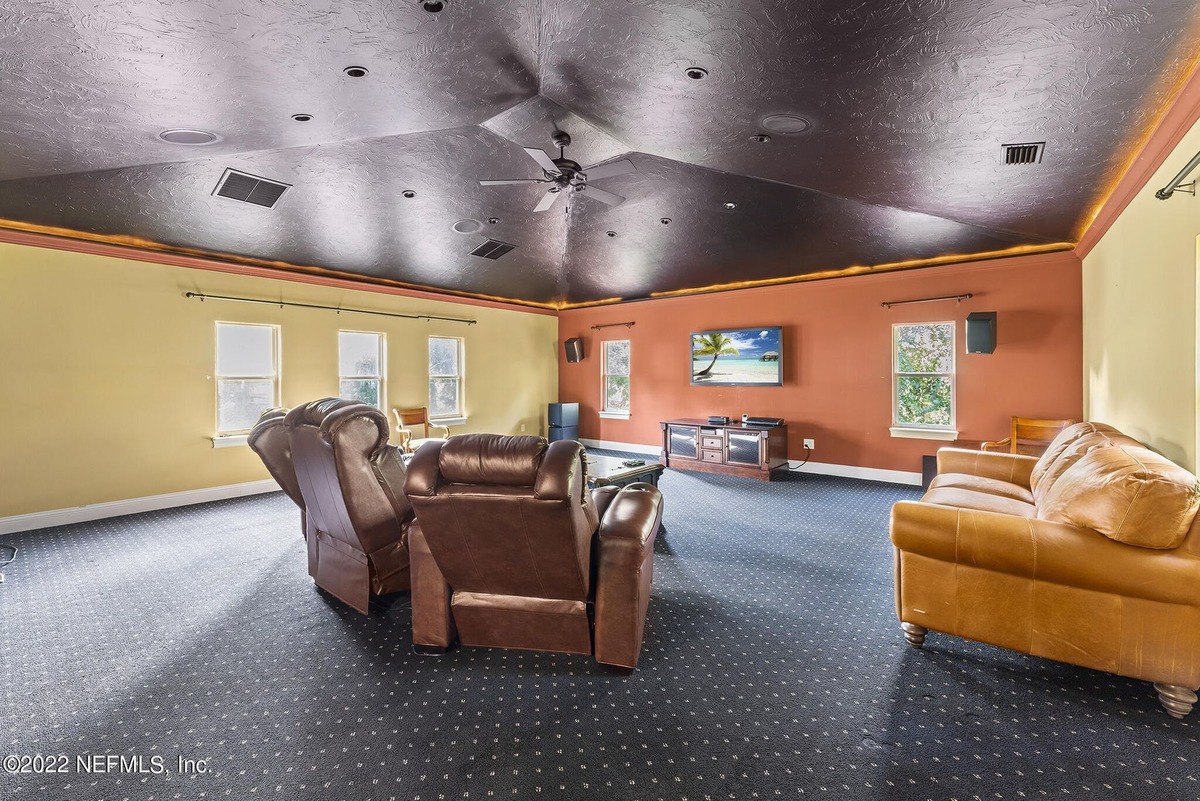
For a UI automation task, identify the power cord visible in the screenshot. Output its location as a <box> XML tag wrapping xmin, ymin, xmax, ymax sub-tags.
<box><xmin>788</xmin><ymin>447</ymin><xmax>813</xmax><ymax>471</ymax></box>
<box><xmin>0</xmin><ymin>544</ymin><xmax>15</xmax><ymax>584</ymax></box>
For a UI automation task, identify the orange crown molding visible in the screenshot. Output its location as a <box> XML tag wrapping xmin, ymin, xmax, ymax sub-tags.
<box><xmin>1075</xmin><ymin>54</ymin><xmax>1200</xmax><ymax>258</ymax></box>
<box><xmin>0</xmin><ymin>224</ymin><xmax>558</xmax><ymax>316</ymax></box>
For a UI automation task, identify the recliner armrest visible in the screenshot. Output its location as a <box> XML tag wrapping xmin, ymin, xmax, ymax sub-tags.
<box><xmin>404</xmin><ymin>440</ymin><xmax>446</xmax><ymax>497</ymax></box>
<box><xmin>593</xmin><ymin>483</ymin><xmax>664</xmax><ymax>669</ymax></box>
<box><xmin>890</xmin><ymin>500</ymin><xmax>1200</xmax><ymax>606</ymax></box>
<box><xmin>936</xmin><ymin>447</ymin><xmax>1037</xmax><ymax>488</ymax></box>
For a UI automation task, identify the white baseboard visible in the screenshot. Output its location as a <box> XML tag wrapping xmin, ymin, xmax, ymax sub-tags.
<box><xmin>580</xmin><ymin>438</ymin><xmax>661</xmax><ymax>456</ymax></box>
<box><xmin>0</xmin><ymin>479</ymin><xmax>280</xmax><ymax>535</ymax></box>
<box><xmin>581</xmin><ymin>437</ymin><xmax>921</xmax><ymax>486</ymax></box>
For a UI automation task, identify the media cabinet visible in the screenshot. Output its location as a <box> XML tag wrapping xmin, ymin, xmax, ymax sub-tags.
<box><xmin>660</xmin><ymin>418</ymin><xmax>789</xmax><ymax>480</ymax></box>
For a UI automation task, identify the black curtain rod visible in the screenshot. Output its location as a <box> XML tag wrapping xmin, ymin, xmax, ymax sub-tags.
<box><xmin>184</xmin><ymin>292</ymin><xmax>477</xmax><ymax>325</ymax></box>
<box><xmin>590</xmin><ymin>321</ymin><xmax>636</xmax><ymax>330</ymax></box>
<box><xmin>881</xmin><ymin>293</ymin><xmax>972</xmax><ymax>309</ymax></box>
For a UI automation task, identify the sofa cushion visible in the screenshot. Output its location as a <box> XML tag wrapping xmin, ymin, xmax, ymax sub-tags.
<box><xmin>928</xmin><ymin>473</ymin><xmax>1035</xmax><ymax>503</ymax></box>
<box><xmin>1038</xmin><ymin>444</ymin><xmax>1200</xmax><ymax>549</ymax></box>
<box><xmin>1030</xmin><ymin>422</ymin><xmax>1120</xmax><ymax>491</ymax></box>
<box><xmin>920</xmin><ymin>486</ymin><xmax>1037</xmax><ymax>518</ymax></box>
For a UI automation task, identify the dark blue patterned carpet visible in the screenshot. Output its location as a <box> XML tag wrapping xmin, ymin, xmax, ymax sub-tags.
<box><xmin>3</xmin><ymin>457</ymin><xmax>1197</xmax><ymax>801</ymax></box>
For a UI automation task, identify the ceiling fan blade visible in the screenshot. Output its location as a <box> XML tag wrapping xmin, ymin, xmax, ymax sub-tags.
<box><xmin>581</xmin><ymin>158</ymin><xmax>636</xmax><ymax>181</ymax></box>
<box><xmin>523</xmin><ymin>147</ymin><xmax>561</xmax><ymax>175</ymax></box>
<box><xmin>578</xmin><ymin>185</ymin><xmax>625</xmax><ymax>207</ymax></box>
<box><xmin>533</xmin><ymin>188</ymin><xmax>562</xmax><ymax>212</ymax></box>
<box><xmin>479</xmin><ymin>178</ymin><xmax>547</xmax><ymax>186</ymax></box>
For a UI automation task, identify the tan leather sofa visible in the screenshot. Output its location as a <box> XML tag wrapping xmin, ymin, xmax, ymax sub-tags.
<box><xmin>404</xmin><ymin>434</ymin><xmax>664</xmax><ymax>670</ymax></box>
<box><xmin>250</xmin><ymin>399</ymin><xmax>415</xmax><ymax>614</ymax></box>
<box><xmin>892</xmin><ymin>422</ymin><xmax>1200</xmax><ymax>718</ymax></box>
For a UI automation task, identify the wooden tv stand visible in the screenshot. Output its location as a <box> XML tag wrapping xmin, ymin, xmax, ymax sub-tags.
<box><xmin>660</xmin><ymin>419</ymin><xmax>789</xmax><ymax>481</ymax></box>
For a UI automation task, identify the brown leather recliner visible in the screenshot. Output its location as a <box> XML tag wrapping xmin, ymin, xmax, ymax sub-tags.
<box><xmin>252</xmin><ymin>399</ymin><xmax>415</xmax><ymax>614</ymax></box>
<box><xmin>404</xmin><ymin>434</ymin><xmax>664</xmax><ymax>669</ymax></box>
<box><xmin>892</xmin><ymin>421</ymin><xmax>1200</xmax><ymax>718</ymax></box>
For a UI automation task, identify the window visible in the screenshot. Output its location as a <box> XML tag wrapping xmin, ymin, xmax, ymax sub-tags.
<box><xmin>428</xmin><ymin>336</ymin><xmax>464</xmax><ymax>419</ymax></box>
<box><xmin>892</xmin><ymin>322</ymin><xmax>955</xmax><ymax>434</ymax></box>
<box><xmin>339</xmin><ymin>331</ymin><xmax>385</xmax><ymax>409</ymax></box>
<box><xmin>601</xmin><ymin>340</ymin><xmax>631</xmax><ymax>416</ymax></box>
<box><xmin>215</xmin><ymin>322</ymin><xmax>280</xmax><ymax>435</ymax></box>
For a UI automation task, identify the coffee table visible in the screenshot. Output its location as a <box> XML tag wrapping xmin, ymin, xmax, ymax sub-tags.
<box><xmin>586</xmin><ymin>454</ymin><xmax>665</xmax><ymax>488</ymax></box>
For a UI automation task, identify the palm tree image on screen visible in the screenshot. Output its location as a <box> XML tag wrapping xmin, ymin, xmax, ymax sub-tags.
<box><xmin>692</xmin><ymin>333</ymin><xmax>739</xmax><ymax>378</ymax></box>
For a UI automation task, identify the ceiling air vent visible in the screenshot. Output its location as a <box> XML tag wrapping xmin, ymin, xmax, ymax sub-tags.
<box><xmin>212</xmin><ymin>168</ymin><xmax>291</xmax><ymax>208</ymax></box>
<box><xmin>1002</xmin><ymin>142</ymin><xmax>1045</xmax><ymax>165</ymax></box>
<box><xmin>469</xmin><ymin>239</ymin><xmax>515</xmax><ymax>259</ymax></box>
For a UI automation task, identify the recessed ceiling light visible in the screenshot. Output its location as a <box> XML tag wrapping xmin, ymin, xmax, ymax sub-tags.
<box><xmin>291</xmin><ymin>113</ymin><xmax>313</xmax><ymax>122</ymax></box>
<box><xmin>421</xmin><ymin>0</ymin><xmax>445</xmax><ymax>11</ymax></box>
<box><xmin>452</xmin><ymin>219</ymin><xmax>483</xmax><ymax>234</ymax></box>
<box><xmin>343</xmin><ymin>65</ymin><xmax>369</xmax><ymax>78</ymax></box>
<box><xmin>684</xmin><ymin>67</ymin><xmax>708</xmax><ymax>80</ymax></box>
<box><xmin>157</xmin><ymin>128</ymin><xmax>219</xmax><ymax>145</ymax></box>
<box><xmin>749</xmin><ymin>133</ymin><xmax>772</xmax><ymax>144</ymax></box>
<box><xmin>606</xmin><ymin>230</ymin><xmax>617</xmax><ymax>237</ymax></box>
<box><xmin>660</xmin><ymin>217</ymin><xmax>672</xmax><ymax>225</ymax></box>
<box><xmin>760</xmin><ymin>114</ymin><xmax>811</xmax><ymax>135</ymax></box>
<box><xmin>722</xmin><ymin>202</ymin><xmax>737</xmax><ymax>210</ymax></box>
<box><xmin>402</xmin><ymin>189</ymin><xmax>416</xmax><ymax>199</ymax></box>
<box><xmin>487</xmin><ymin>217</ymin><xmax>500</xmax><ymax>225</ymax></box>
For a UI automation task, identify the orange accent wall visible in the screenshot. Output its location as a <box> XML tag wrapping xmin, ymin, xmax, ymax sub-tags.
<box><xmin>558</xmin><ymin>251</ymin><xmax>1083</xmax><ymax>473</ymax></box>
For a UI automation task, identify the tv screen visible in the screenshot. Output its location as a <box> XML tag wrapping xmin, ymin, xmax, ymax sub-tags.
<box><xmin>691</xmin><ymin>327</ymin><xmax>783</xmax><ymax>386</ymax></box>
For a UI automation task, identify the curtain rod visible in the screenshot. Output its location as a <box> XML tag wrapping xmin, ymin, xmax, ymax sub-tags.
<box><xmin>590</xmin><ymin>321</ymin><xmax>636</xmax><ymax>330</ymax></box>
<box><xmin>184</xmin><ymin>292</ymin><xmax>477</xmax><ymax>325</ymax></box>
<box><xmin>881</xmin><ymin>293</ymin><xmax>972</xmax><ymax>309</ymax></box>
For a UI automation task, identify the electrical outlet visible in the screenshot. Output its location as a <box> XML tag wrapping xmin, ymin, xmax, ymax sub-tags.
<box><xmin>803</xmin><ymin>438</ymin><xmax>815</xmax><ymax>450</ymax></box>
<box><xmin>520</xmin><ymin>423</ymin><xmax>527</xmax><ymax>433</ymax></box>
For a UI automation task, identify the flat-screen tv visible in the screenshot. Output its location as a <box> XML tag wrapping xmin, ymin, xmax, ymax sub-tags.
<box><xmin>691</xmin><ymin>327</ymin><xmax>783</xmax><ymax>386</ymax></box>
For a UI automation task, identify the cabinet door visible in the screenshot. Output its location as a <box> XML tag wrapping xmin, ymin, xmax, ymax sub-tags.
<box><xmin>668</xmin><ymin>425</ymin><xmax>699</xmax><ymax>459</ymax></box>
<box><xmin>726</xmin><ymin>431</ymin><xmax>763</xmax><ymax>465</ymax></box>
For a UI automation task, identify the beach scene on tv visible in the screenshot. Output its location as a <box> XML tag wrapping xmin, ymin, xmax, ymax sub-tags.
<box><xmin>691</xmin><ymin>327</ymin><xmax>783</xmax><ymax>385</ymax></box>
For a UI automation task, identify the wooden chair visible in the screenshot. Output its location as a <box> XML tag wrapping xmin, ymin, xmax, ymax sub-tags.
<box><xmin>391</xmin><ymin>407</ymin><xmax>452</xmax><ymax>453</ymax></box>
<box><xmin>981</xmin><ymin>417</ymin><xmax>1076</xmax><ymax>457</ymax></box>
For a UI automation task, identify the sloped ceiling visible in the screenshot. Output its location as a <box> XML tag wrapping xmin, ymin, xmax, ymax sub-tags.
<box><xmin>1</xmin><ymin>0</ymin><xmax>1198</xmax><ymax>307</ymax></box>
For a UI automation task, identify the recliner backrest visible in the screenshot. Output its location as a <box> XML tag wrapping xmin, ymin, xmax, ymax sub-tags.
<box><xmin>285</xmin><ymin>399</ymin><xmax>413</xmax><ymax>555</ymax></box>
<box><xmin>248</xmin><ymin>407</ymin><xmax>305</xmax><ymax>509</ymax></box>
<box><xmin>405</xmin><ymin>435</ymin><xmax>596</xmax><ymax>601</ymax></box>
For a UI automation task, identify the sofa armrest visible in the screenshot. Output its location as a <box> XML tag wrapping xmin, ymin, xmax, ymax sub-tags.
<box><xmin>594</xmin><ymin>484</ymin><xmax>664</xmax><ymax>668</ymax></box>
<box><xmin>936</xmin><ymin>447</ymin><xmax>1037</xmax><ymax>488</ymax></box>
<box><xmin>890</xmin><ymin>500</ymin><xmax>1200</xmax><ymax>605</ymax></box>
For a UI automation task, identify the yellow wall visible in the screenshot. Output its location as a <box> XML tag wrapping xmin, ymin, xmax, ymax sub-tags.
<box><xmin>0</xmin><ymin>242</ymin><xmax>559</xmax><ymax>517</ymax></box>
<box><xmin>1083</xmin><ymin>120</ymin><xmax>1200</xmax><ymax>471</ymax></box>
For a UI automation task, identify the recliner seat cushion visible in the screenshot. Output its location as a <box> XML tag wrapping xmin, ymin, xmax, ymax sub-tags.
<box><xmin>928</xmin><ymin>473</ymin><xmax>1035</xmax><ymax>503</ymax></box>
<box><xmin>1038</xmin><ymin>444</ymin><xmax>1200</xmax><ymax>549</ymax></box>
<box><xmin>919</xmin><ymin>486</ymin><xmax>1037</xmax><ymax>518</ymax></box>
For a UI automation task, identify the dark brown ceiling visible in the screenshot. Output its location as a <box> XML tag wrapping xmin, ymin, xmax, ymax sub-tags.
<box><xmin>1</xmin><ymin>0</ymin><xmax>1198</xmax><ymax>307</ymax></box>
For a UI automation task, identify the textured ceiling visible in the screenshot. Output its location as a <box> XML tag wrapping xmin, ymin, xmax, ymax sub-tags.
<box><xmin>1</xmin><ymin>0</ymin><xmax>1198</xmax><ymax>307</ymax></box>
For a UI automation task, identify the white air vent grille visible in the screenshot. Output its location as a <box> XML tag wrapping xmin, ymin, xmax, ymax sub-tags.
<box><xmin>213</xmin><ymin>168</ymin><xmax>291</xmax><ymax>208</ymax></box>
<box><xmin>1002</xmin><ymin>142</ymin><xmax>1045</xmax><ymax>165</ymax></box>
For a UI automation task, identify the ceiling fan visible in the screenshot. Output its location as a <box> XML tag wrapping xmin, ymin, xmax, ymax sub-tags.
<box><xmin>479</xmin><ymin>130</ymin><xmax>637</xmax><ymax>212</ymax></box>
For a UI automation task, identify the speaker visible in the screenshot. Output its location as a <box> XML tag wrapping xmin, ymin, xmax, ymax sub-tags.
<box><xmin>548</xmin><ymin>402</ymin><xmax>579</xmax><ymax>428</ymax></box>
<box><xmin>966</xmin><ymin>312</ymin><xmax>997</xmax><ymax>354</ymax></box>
<box><xmin>564</xmin><ymin>337</ymin><xmax>584</xmax><ymax>363</ymax></box>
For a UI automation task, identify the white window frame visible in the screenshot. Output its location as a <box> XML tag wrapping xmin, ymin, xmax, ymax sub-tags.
<box><xmin>214</xmin><ymin>322</ymin><xmax>281</xmax><ymax>437</ymax></box>
<box><xmin>427</xmin><ymin>335</ymin><xmax>465</xmax><ymax>421</ymax></box>
<box><xmin>338</xmin><ymin>330</ymin><xmax>386</xmax><ymax>411</ymax></box>
<box><xmin>890</xmin><ymin>322</ymin><xmax>958</xmax><ymax>441</ymax></box>
<box><xmin>600</xmin><ymin>339</ymin><xmax>632</xmax><ymax>419</ymax></box>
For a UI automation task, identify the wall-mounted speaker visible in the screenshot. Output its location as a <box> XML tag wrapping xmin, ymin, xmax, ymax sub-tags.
<box><xmin>564</xmin><ymin>337</ymin><xmax>584</xmax><ymax>363</ymax></box>
<box><xmin>965</xmin><ymin>312</ymin><xmax>997</xmax><ymax>354</ymax></box>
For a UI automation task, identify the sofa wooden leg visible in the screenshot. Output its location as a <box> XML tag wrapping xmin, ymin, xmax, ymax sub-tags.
<box><xmin>901</xmin><ymin>622</ymin><xmax>928</xmax><ymax>649</ymax></box>
<box><xmin>1154</xmin><ymin>683</ymin><xmax>1198</xmax><ymax>719</ymax></box>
